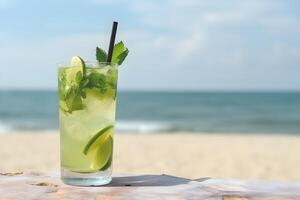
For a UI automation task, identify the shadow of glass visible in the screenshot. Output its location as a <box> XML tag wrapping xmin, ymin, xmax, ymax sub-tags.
<box><xmin>104</xmin><ymin>174</ymin><xmax>209</xmax><ymax>187</ymax></box>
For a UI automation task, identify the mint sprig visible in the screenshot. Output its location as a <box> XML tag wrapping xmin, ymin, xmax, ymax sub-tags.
<box><xmin>96</xmin><ymin>41</ymin><xmax>129</xmax><ymax>65</ymax></box>
<box><xmin>112</xmin><ymin>41</ymin><xmax>129</xmax><ymax>65</ymax></box>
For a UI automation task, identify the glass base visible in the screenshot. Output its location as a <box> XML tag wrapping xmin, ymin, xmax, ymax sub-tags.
<box><xmin>61</xmin><ymin>168</ymin><xmax>112</xmax><ymax>186</ymax></box>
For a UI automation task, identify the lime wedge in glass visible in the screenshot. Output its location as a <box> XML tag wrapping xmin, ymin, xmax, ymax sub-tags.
<box><xmin>99</xmin><ymin>139</ymin><xmax>113</xmax><ymax>170</ymax></box>
<box><xmin>83</xmin><ymin>125</ymin><xmax>114</xmax><ymax>170</ymax></box>
<box><xmin>96</xmin><ymin>136</ymin><xmax>113</xmax><ymax>170</ymax></box>
<box><xmin>83</xmin><ymin>125</ymin><xmax>113</xmax><ymax>155</ymax></box>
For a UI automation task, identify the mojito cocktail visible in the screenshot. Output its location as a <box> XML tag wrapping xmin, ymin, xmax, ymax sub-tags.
<box><xmin>58</xmin><ymin>23</ymin><xmax>129</xmax><ymax>185</ymax></box>
<box><xmin>59</xmin><ymin>59</ymin><xmax>118</xmax><ymax>185</ymax></box>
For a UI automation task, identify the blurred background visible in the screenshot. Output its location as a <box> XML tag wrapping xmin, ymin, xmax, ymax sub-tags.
<box><xmin>0</xmin><ymin>0</ymin><xmax>300</xmax><ymax>181</ymax></box>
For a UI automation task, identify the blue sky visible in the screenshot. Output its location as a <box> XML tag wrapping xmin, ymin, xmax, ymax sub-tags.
<box><xmin>0</xmin><ymin>0</ymin><xmax>299</xmax><ymax>91</ymax></box>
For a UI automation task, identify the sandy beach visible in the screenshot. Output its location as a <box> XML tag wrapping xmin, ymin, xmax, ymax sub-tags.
<box><xmin>0</xmin><ymin>131</ymin><xmax>300</xmax><ymax>182</ymax></box>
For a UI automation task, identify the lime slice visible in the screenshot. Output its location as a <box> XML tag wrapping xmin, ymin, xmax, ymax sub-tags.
<box><xmin>100</xmin><ymin>140</ymin><xmax>113</xmax><ymax>170</ymax></box>
<box><xmin>71</xmin><ymin>56</ymin><xmax>85</xmax><ymax>67</ymax></box>
<box><xmin>83</xmin><ymin>126</ymin><xmax>114</xmax><ymax>171</ymax></box>
<box><xmin>65</xmin><ymin>56</ymin><xmax>86</xmax><ymax>82</ymax></box>
<box><xmin>96</xmin><ymin>136</ymin><xmax>113</xmax><ymax>170</ymax></box>
<box><xmin>83</xmin><ymin>125</ymin><xmax>114</xmax><ymax>155</ymax></box>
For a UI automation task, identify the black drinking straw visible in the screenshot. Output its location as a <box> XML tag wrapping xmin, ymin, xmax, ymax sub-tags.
<box><xmin>107</xmin><ymin>21</ymin><xmax>118</xmax><ymax>62</ymax></box>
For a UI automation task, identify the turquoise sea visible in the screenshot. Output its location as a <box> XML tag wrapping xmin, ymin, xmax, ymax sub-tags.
<box><xmin>0</xmin><ymin>90</ymin><xmax>299</xmax><ymax>134</ymax></box>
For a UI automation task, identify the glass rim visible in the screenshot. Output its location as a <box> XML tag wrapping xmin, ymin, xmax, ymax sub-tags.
<box><xmin>58</xmin><ymin>61</ymin><xmax>118</xmax><ymax>68</ymax></box>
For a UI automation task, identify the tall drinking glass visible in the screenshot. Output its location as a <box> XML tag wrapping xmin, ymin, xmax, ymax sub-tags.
<box><xmin>58</xmin><ymin>62</ymin><xmax>118</xmax><ymax>186</ymax></box>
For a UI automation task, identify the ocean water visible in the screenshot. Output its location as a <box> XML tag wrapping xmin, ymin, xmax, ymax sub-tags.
<box><xmin>0</xmin><ymin>90</ymin><xmax>299</xmax><ymax>134</ymax></box>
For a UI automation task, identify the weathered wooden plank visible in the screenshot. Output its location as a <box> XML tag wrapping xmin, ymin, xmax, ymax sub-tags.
<box><xmin>0</xmin><ymin>172</ymin><xmax>299</xmax><ymax>200</ymax></box>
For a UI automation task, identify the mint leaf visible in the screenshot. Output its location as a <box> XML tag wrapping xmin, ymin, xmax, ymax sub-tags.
<box><xmin>116</xmin><ymin>49</ymin><xmax>129</xmax><ymax>65</ymax></box>
<box><xmin>86</xmin><ymin>71</ymin><xmax>107</xmax><ymax>93</ymax></box>
<box><xmin>96</xmin><ymin>47</ymin><xmax>107</xmax><ymax>63</ymax></box>
<box><xmin>85</xmin><ymin>69</ymin><xmax>118</xmax><ymax>99</ymax></box>
<box><xmin>64</xmin><ymin>86</ymin><xmax>85</xmax><ymax>113</ymax></box>
<box><xmin>112</xmin><ymin>41</ymin><xmax>129</xmax><ymax>65</ymax></box>
<box><xmin>113</xmin><ymin>41</ymin><xmax>125</xmax><ymax>58</ymax></box>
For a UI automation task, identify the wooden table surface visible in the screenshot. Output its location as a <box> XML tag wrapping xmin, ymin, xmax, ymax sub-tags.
<box><xmin>0</xmin><ymin>172</ymin><xmax>299</xmax><ymax>200</ymax></box>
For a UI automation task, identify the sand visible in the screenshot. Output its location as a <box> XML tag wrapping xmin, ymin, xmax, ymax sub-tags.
<box><xmin>0</xmin><ymin>131</ymin><xmax>300</xmax><ymax>182</ymax></box>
